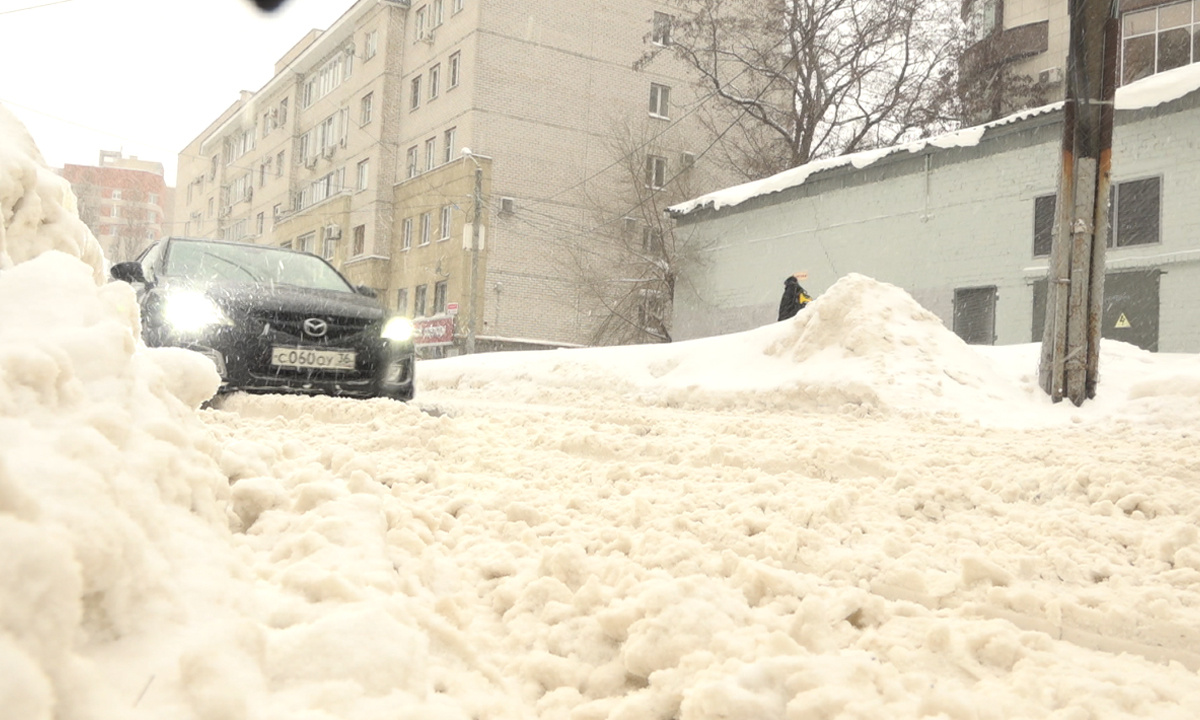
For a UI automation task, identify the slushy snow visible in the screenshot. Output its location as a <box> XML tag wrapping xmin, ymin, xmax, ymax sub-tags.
<box><xmin>4</xmin><ymin>103</ymin><xmax>1200</xmax><ymax>720</ymax></box>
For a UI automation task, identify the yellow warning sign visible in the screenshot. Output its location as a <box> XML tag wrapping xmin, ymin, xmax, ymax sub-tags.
<box><xmin>1115</xmin><ymin>313</ymin><xmax>1132</xmax><ymax>329</ymax></box>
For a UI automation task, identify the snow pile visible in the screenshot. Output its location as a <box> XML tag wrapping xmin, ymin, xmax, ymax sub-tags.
<box><xmin>0</xmin><ymin>104</ymin><xmax>105</xmax><ymax>282</ymax></box>
<box><xmin>422</xmin><ymin>273</ymin><xmax>1038</xmax><ymax>422</ymax></box>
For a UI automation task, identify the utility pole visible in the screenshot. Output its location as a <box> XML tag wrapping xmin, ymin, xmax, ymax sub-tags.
<box><xmin>465</xmin><ymin>152</ymin><xmax>483</xmax><ymax>355</ymax></box>
<box><xmin>1038</xmin><ymin>0</ymin><xmax>1119</xmax><ymax>406</ymax></box>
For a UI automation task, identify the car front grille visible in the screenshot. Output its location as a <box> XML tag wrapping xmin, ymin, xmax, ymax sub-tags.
<box><xmin>249</xmin><ymin>310</ymin><xmax>374</xmax><ymax>342</ymax></box>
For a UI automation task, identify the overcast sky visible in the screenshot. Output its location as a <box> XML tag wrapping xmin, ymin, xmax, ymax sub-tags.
<box><xmin>0</xmin><ymin>0</ymin><xmax>354</xmax><ymax>184</ymax></box>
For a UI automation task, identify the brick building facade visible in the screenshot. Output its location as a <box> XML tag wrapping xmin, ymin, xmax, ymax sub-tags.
<box><xmin>59</xmin><ymin>151</ymin><xmax>174</xmax><ymax>263</ymax></box>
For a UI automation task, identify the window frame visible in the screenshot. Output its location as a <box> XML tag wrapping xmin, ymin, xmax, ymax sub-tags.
<box><xmin>401</xmin><ymin>217</ymin><xmax>413</xmax><ymax>250</ymax></box>
<box><xmin>352</xmin><ymin>224</ymin><xmax>366</xmax><ymax>256</ymax></box>
<box><xmin>439</xmin><ymin>205</ymin><xmax>452</xmax><ymax>240</ymax></box>
<box><xmin>649</xmin><ymin>83</ymin><xmax>671</xmax><ymax>119</ymax></box>
<box><xmin>652</xmin><ymin>11</ymin><xmax>673</xmax><ymax>45</ymax></box>
<box><xmin>448</xmin><ymin>51</ymin><xmax>461</xmax><ymax>88</ymax></box>
<box><xmin>645</xmin><ymin>155</ymin><xmax>667</xmax><ymax>189</ymax></box>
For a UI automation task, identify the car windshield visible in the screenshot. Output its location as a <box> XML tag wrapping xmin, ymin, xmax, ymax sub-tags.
<box><xmin>162</xmin><ymin>239</ymin><xmax>354</xmax><ymax>293</ymax></box>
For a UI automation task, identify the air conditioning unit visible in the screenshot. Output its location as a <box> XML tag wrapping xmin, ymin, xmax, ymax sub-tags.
<box><xmin>1039</xmin><ymin>67</ymin><xmax>1063</xmax><ymax>85</ymax></box>
<box><xmin>304</xmin><ymin>156</ymin><xmax>318</xmax><ymax>168</ymax></box>
<box><xmin>324</xmin><ymin>224</ymin><xmax>342</xmax><ymax>240</ymax></box>
<box><xmin>499</xmin><ymin>196</ymin><xmax>515</xmax><ymax>214</ymax></box>
<box><xmin>623</xmin><ymin>216</ymin><xmax>638</xmax><ymax>233</ymax></box>
<box><xmin>422</xmin><ymin>30</ymin><xmax>436</xmax><ymax>45</ymax></box>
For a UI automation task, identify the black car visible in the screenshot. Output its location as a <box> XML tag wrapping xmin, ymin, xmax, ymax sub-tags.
<box><xmin>111</xmin><ymin>236</ymin><xmax>415</xmax><ymax>401</ymax></box>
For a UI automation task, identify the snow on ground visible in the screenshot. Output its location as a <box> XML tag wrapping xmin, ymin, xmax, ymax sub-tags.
<box><xmin>5</xmin><ymin>105</ymin><xmax>1200</xmax><ymax>719</ymax></box>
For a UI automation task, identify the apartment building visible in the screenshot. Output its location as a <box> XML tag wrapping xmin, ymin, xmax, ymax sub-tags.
<box><xmin>59</xmin><ymin>151</ymin><xmax>174</xmax><ymax>263</ymax></box>
<box><xmin>961</xmin><ymin>0</ymin><xmax>1200</xmax><ymax>121</ymax></box>
<box><xmin>174</xmin><ymin>0</ymin><xmax>719</xmax><ymax>354</ymax></box>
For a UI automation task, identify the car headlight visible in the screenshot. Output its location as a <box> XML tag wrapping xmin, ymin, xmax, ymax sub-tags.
<box><xmin>163</xmin><ymin>291</ymin><xmax>233</xmax><ymax>333</ymax></box>
<box><xmin>381</xmin><ymin>316</ymin><xmax>415</xmax><ymax>342</ymax></box>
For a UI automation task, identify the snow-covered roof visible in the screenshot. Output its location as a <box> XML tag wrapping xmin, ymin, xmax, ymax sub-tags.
<box><xmin>670</xmin><ymin>63</ymin><xmax>1200</xmax><ymax>218</ymax></box>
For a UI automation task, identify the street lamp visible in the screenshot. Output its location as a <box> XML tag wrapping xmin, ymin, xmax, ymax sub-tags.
<box><xmin>462</xmin><ymin>148</ymin><xmax>483</xmax><ymax>355</ymax></box>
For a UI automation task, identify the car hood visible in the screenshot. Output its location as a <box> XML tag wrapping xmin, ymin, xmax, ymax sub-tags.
<box><xmin>161</xmin><ymin>279</ymin><xmax>386</xmax><ymax>321</ymax></box>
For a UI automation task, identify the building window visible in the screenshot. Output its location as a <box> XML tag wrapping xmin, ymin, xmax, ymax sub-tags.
<box><xmin>112</xmin><ymin>189</ymin><xmax>122</xmax><ymax>200</ymax></box>
<box><xmin>414</xmin><ymin>284</ymin><xmax>428</xmax><ymax>316</ymax></box>
<box><xmin>149</xmin><ymin>192</ymin><xmax>159</xmax><ymax>205</ymax></box>
<box><xmin>256</xmin><ymin>212</ymin><xmax>265</xmax><ymax>235</ymax></box>
<box><xmin>953</xmin><ymin>287</ymin><xmax>997</xmax><ymax>345</ymax></box>
<box><xmin>649</xmin><ymin>83</ymin><xmax>671</xmax><ymax>118</ymax></box>
<box><xmin>361</xmin><ymin>92</ymin><xmax>373</xmax><ymax>124</ymax></box>
<box><xmin>440</xmin><ymin>205</ymin><xmax>452</xmax><ymax>240</ymax></box>
<box><xmin>407</xmin><ymin>146</ymin><xmax>419</xmax><ymax>178</ymax></box>
<box><xmin>645</xmin><ymin>155</ymin><xmax>667</xmax><ymax>189</ymax></box>
<box><xmin>396</xmin><ymin>288</ymin><xmax>409</xmax><ymax>316</ymax></box>
<box><xmin>1122</xmin><ymin>2</ymin><xmax>1200</xmax><ymax>85</ymax></box>
<box><xmin>1113</xmin><ymin>177</ymin><xmax>1161</xmax><ymax>247</ymax></box>
<box><xmin>420</xmin><ymin>211</ymin><xmax>432</xmax><ymax>245</ymax></box>
<box><xmin>1032</xmin><ymin>177</ymin><xmax>1161</xmax><ymax>257</ymax></box>
<box><xmin>433</xmin><ymin>0</ymin><xmax>444</xmax><ymax>27</ymax></box>
<box><xmin>296</xmin><ymin>232</ymin><xmax>315</xmax><ymax>254</ymax></box>
<box><xmin>322</xmin><ymin>235</ymin><xmax>337</xmax><ymax>260</ymax></box>
<box><xmin>357</xmin><ymin>159</ymin><xmax>370</xmax><ymax>190</ymax></box>
<box><xmin>452</xmin><ymin>0</ymin><xmax>463</xmax><ymax>13</ymax></box>
<box><xmin>443</xmin><ymin>127</ymin><xmax>457</xmax><ymax>164</ymax></box>
<box><xmin>303</xmin><ymin>46</ymin><xmax>353</xmax><ymax>108</ymax></box>
<box><xmin>365</xmin><ymin>30</ymin><xmax>378</xmax><ymax>60</ymax></box>
<box><xmin>401</xmin><ymin>217</ymin><xmax>413</xmax><ymax>249</ymax></box>
<box><xmin>425</xmin><ymin>137</ymin><xmax>437</xmax><ymax>170</ymax></box>
<box><xmin>410</xmin><ymin>76</ymin><xmax>422</xmax><ymax>110</ymax></box>
<box><xmin>272</xmin><ymin>203</ymin><xmax>282</xmax><ymax>223</ymax></box>
<box><xmin>279</xmin><ymin>98</ymin><xmax>288</xmax><ymax>125</ymax></box>
<box><xmin>965</xmin><ymin>0</ymin><xmax>1000</xmax><ymax>43</ymax></box>
<box><xmin>112</xmin><ymin>205</ymin><xmax>120</xmax><ymax>219</ymax></box>
<box><xmin>429</xmin><ymin>64</ymin><xmax>441</xmax><ymax>99</ymax></box>
<box><xmin>433</xmin><ymin>280</ymin><xmax>447</xmax><ymax>314</ymax></box>
<box><xmin>207</xmin><ymin>198</ymin><xmax>214</xmax><ymax>217</ymax></box>
<box><xmin>449</xmin><ymin>51</ymin><xmax>461</xmax><ymax>88</ymax></box>
<box><xmin>652</xmin><ymin>11</ymin><xmax>673</xmax><ymax>45</ymax></box>
<box><xmin>415</xmin><ymin>5</ymin><xmax>427</xmax><ymax>40</ymax></box>
<box><xmin>352</xmin><ymin>224</ymin><xmax>366</xmax><ymax>256</ymax></box>
<box><xmin>1032</xmin><ymin>194</ymin><xmax>1057</xmax><ymax>257</ymax></box>
<box><xmin>277</xmin><ymin>151</ymin><xmax>285</xmax><ymax>177</ymax></box>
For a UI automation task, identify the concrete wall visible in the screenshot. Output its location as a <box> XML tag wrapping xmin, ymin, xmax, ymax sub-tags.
<box><xmin>672</xmin><ymin>90</ymin><xmax>1200</xmax><ymax>352</ymax></box>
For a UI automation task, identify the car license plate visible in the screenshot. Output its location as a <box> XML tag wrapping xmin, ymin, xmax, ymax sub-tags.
<box><xmin>271</xmin><ymin>347</ymin><xmax>356</xmax><ymax>370</ymax></box>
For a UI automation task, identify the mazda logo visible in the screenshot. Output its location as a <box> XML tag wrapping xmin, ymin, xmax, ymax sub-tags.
<box><xmin>302</xmin><ymin>318</ymin><xmax>328</xmax><ymax>338</ymax></box>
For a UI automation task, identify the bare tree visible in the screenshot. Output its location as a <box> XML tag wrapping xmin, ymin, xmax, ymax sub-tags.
<box><xmin>564</xmin><ymin>119</ymin><xmax>709</xmax><ymax>346</ymax></box>
<box><xmin>641</xmin><ymin>0</ymin><xmax>963</xmax><ymax>181</ymax></box>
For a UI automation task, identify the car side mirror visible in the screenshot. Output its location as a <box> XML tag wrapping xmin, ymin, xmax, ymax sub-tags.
<box><xmin>111</xmin><ymin>261</ymin><xmax>146</xmax><ymax>284</ymax></box>
<box><xmin>355</xmin><ymin>285</ymin><xmax>378</xmax><ymax>298</ymax></box>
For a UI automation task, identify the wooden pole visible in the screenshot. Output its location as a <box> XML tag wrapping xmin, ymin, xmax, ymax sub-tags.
<box><xmin>1039</xmin><ymin>0</ymin><xmax>1119</xmax><ymax>406</ymax></box>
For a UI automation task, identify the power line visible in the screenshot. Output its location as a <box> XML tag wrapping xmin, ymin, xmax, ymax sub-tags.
<box><xmin>0</xmin><ymin>0</ymin><xmax>73</xmax><ymax>16</ymax></box>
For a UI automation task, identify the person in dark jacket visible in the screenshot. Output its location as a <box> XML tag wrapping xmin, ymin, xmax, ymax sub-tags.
<box><xmin>778</xmin><ymin>274</ymin><xmax>812</xmax><ymax>321</ymax></box>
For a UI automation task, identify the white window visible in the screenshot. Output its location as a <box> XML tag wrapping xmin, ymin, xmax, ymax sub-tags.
<box><xmin>420</xmin><ymin>212</ymin><xmax>432</xmax><ymax>245</ymax></box>
<box><xmin>649</xmin><ymin>83</ymin><xmax>671</xmax><ymax>118</ymax></box>
<box><xmin>401</xmin><ymin>217</ymin><xmax>413</xmax><ymax>249</ymax></box>
<box><xmin>303</xmin><ymin>47</ymin><xmax>353</xmax><ymax>108</ymax></box>
<box><xmin>361</xmin><ymin>92</ymin><xmax>374</xmax><ymax>124</ymax></box>
<box><xmin>111</xmin><ymin>189</ymin><xmax>122</xmax><ymax>200</ymax></box>
<box><xmin>365</xmin><ymin>30</ymin><xmax>378</xmax><ymax>60</ymax></box>
<box><xmin>277</xmin><ymin>150</ymin><xmax>286</xmax><ymax>177</ymax></box>
<box><xmin>279</xmin><ymin>98</ymin><xmax>288</xmax><ymax>125</ymax></box>
<box><xmin>652</xmin><ymin>11</ymin><xmax>673</xmax><ymax>45</ymax></box>
<box><xmin>645</xmin><ymin>155</ymin><xmax>667</xmax><ymax>189</ymax></box>
<box><xmin>256</xmin><ymin>212</ymin><xmax>264</xmax><ymax>235</ymax></box>
<box><xmin>433</xmin><ymin>280</ymin><xmax>447</xmax><ymax>314</ymax></box>
<box><xmin>149</xmin><ymin>192</ymin><xmax>159</xmax><ymax>205</ymax></box>
<box><xmin>112</xmin><ymin>205</ymin><xmax>120</xmax><ymax>218</ymax></box>
<box><xmin>433</xmin><ymin>0</ymin><xmax>444</xmax><ymax>27</ymax></box>
<box><xmin>353</xmin><ymin>224</ymin><xmax>366</xmax><ymax>256</ymax></box>
<box><xmin>448</xmin><ymin>51</ymin><xmax>461</xmax><ymax>88</ymax></box>
<box><xmin>439</xmin><ymin>205</ymin><xmax>452</xmax><ymax>240</ymax></box>
<box><xmin>297</xmin><ymin>232</ymin><xmax>315</xmax><ymax>254</ymax></box>
<box><xmin>1122</xmin><ymin>2</ymin><xmax>1200</xmax><ymax>84</ymax></box>
<box><xmin>452</xmin><ymin>0</ymin><xmax>463</xmax><ymax>13</ymax></box>
<box><xmin>443</xmin><ymin>127</ymin><xmax>456</xmax><ymax>164</ymax></box>
<box><xmin>411</xmin><ymin>76</ymin><xmax>422</xmax><ymax>110</ymax></box>
<box><xmin>322</xmin><ymin>236</ymin><xmax>337</xmax><ymax>260</ymax></box>
<box><xmin>425</xmin><ymin>137</ymin><xmax>437</xmax><ymax>170</ymax></box>
<box><xmin>429</xmin><ymin>64</ymin><xmax>441</xmax><ymax>99</ymax></box>
<box><xmin>407</xmin><ymin>146</ymin><xmax>419</xmax><ymax>178</ymax></box>
<box><xmin>415</xmin><ymin>5</ymin><xmax>427</xmax><ymax>39</ymax></box>
<box><xmin>357</xmin><ymin>159</ymin><xmax>370</xmax><ymax>190</ymax></box>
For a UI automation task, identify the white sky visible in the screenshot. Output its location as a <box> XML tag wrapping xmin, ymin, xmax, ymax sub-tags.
<box><xmin>5</xmin><ymin>106</ymin><xmax>1200</xmax><ymax>719</ymax></box>
<box><xmin>0</xmin><ymin>0</ymin><xmax>353</xmax><ymax>183</ymax></box>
